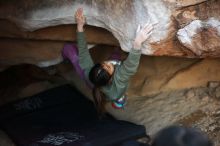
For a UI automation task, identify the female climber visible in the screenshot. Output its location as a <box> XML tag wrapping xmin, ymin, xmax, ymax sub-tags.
<box><xmin>62</xmin><ymin>8</ymin><xmax>154</xmax><ymax>113</ymax></box>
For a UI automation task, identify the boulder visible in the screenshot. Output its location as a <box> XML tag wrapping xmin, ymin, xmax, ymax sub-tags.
<box><xmin>0</xmin><ymin>0</ymin><xmax>219</xmax><ymax>57</ymax></box>
<box><xmin>0</xmin><ymin>38</ymin><xmax>63</xmax><ymax>67</ymax></box>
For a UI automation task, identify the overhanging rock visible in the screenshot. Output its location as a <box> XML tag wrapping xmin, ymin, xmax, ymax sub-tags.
<box><xmin>0</xmin><ymin>0</ymin><xmax>220</xmax><ymax>57</ymax></box>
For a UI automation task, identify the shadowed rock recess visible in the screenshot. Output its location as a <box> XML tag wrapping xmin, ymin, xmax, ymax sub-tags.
<box><xmin>0</xmin><ymin>0</ymin><xmax>220</xmax><ymax>145</ymax></box>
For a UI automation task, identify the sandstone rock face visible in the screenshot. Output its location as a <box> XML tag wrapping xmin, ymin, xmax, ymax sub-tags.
<box><xmin>177</xmin><ymin>18</ymin><xmax>220</xmax><ymax>57</ymax></box>
<box><xmin>0</xmin><ymin>20</ymin><xmax>119</xmax><ymax>46</ymax></box>
<box><xmin>0</xmin><ymin>0</ymin><xmax>219</xmax><ymax>57</ymax></box>
<box><xmin>0</xmin><ymin>38</ymin><xmax>64</xmax><ymax>67</ymax></box>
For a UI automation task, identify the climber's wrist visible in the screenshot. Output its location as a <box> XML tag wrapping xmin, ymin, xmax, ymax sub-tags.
<box><xmin>133</xmin><ymin>41</ymin><xmax>142</xmax><ymax>50</ymax></box>
<box><xmin>77</xmin><ymin>25</ymin><xmax>84</xmax><ymax>32</ymax></box>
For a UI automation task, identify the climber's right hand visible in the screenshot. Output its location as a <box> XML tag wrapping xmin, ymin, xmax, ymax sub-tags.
<box><xmin>133</xmin><ymin>23</ymin><xmax>154</xmax><ymax>49</ymax></box>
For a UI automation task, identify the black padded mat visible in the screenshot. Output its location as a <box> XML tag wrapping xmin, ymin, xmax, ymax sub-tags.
<box><xmin>0</xmin><ymin>85</ymin><xmax>146</xmax><ymax>146</ymax></box>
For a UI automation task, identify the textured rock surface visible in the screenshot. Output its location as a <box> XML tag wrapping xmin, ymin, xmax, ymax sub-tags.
<box><xmin>0</xmin><ymin>38</ymin><xmax>64</xmax><ymax>67</ymax></box>
<box><xmin>0</xmin><ymin>20</ymin><xmax>119</xmax><ymax>46</ymax></box>
<box><xmin>0</xmin><ymin>0</ymin><xmax>168</xmax><ymax>55</ymax></box>
<box><xmin>177</xmin><ymin>18</ymin><xmax>220</xmax><ymax>57</ymax></box>
<box><xmin>0</xmin><ymin>0</ymin><xmax>219</xmax><ymax>57</ymax></box>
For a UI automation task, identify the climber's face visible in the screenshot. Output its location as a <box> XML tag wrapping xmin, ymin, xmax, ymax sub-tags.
<box><xmin>102</xmin><ymin>61</ymin><xmax>114</xmax><ymax>76</ymax></box>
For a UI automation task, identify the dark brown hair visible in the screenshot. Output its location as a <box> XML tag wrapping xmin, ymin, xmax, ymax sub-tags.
<box><xmin>89</xmin><ymin>63</ymin><xmax>112</xmax><ymax>114</ymax></box>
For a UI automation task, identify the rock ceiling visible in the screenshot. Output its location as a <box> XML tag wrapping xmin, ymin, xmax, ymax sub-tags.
<box><xmin>0</xmin><ymin>0</ymin><xmax>220</xmax><ymax>58</ymax></box>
